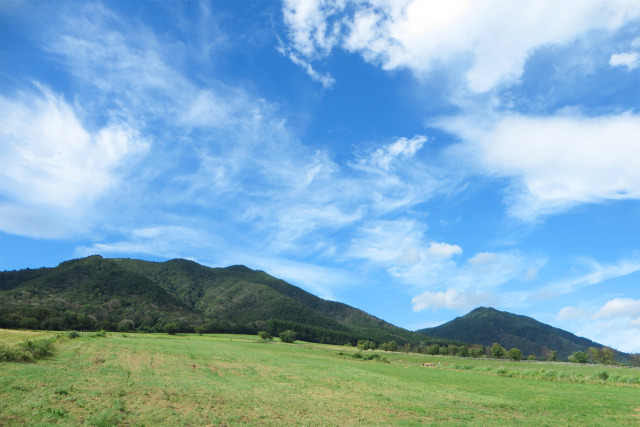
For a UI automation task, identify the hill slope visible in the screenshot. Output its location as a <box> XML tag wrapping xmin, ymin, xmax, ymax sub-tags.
<box><xmin>0</xmin><ymin>255</ymin><xmax>437</xmax><ymax>346</ymax></box>
<box><xmin>416</xmin><ymin>307</ymin><xmax>624</xmax><ymax>360</ymax></box>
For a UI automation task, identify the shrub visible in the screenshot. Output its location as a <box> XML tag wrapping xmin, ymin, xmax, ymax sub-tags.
<box><xmin>568</xmin><ymin>351</ymin><xmax>588</xmax><ymax>363</ymax></box>
<box><xmin>592</xmin><ymin>371</ymin><xmax>609</xmax><ymax>381</ymax></box>
<box><xmin>279</xmin><ymin>330</ymin><xmax>296</xmax><ymax>343</ymax></box>
<box><xmin>164</xmin><ymin>322</ymin><xmax>180</xmax><ymax>335</ymax></box>
<box><xmin>258</xmin><ymin>331</ymin><xmax>273</xmax><ymax>341</ymax></box>
<box><xmin>67</xmin><ymin>331</ymin><xmax>80</xmax><ymax>339</ymax></box>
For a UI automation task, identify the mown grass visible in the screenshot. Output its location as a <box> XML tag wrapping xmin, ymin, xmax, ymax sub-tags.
<box><xmin>1</xmin><ymin>330</ymin><xmax>638</xmax><ymax>426</ymax></box>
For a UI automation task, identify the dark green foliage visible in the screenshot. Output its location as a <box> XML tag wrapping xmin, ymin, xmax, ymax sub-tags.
<box><xmin>67</xmin><ymin>331</ymin><xmax>80</xmax><ymax>339</ymax></box>
<box><xmin>258</xmin><ymin>331</ymin><xmax>273</xmax><ymax>341</ymax></box>
<box><xmin>588</xmin><ymin>347</ymin><xmax>616</xmax><ymax>365</ymax></box>
<box><xmin>164</xmin><ymin>323</ymin><xmax>180</xmax><ymax>335</ymax></box>
<box><xmin>507</xmin><ymin>348</ymin><xmax>522</xmax><ymax>361</ymax></box>
<box><xmin>491</xmin><ymin>343</ymin><xmax>506</xmax><ymax>359</ymax></box>
<box><xmin>592</xmin><ymin>371</ymin><xmax>609</xmax><ymax>381</ymax></box>
<box><xmin>568</xmin><ymin>351</ymin><xmax>588</xmax><ymax>363</ymax></box>
<box><xmin>279</xmin><ymin>330</ymin><xmax>296</xmax><ymax>343</ymax></box>
<box><xmin>357</xmin><ymin>340</ymin><xmax>377</xmax><ymax>350</ymax></box>
<box><xmin>416</xmin><ymin>307</ymin><xmax>626</xmax><ymax>361</ymax></box>
<box><xmin>0</xmin><ymin>256</ymin><xmax>453</xmax><ymax>348</ymax></box>
<box><xmin>336</xmin><ymin>351</ymin><xmax>390</xmax><ymax>363</ymax></box>
<box><xmin>0</xmin><ymin>337</ymin><xmax>57</xmax><ymax>362</ymax></box>
<box><xmin>380</xmin><ymin>340</ymin><xmax>397</xmax><ymax>352</ymax></box>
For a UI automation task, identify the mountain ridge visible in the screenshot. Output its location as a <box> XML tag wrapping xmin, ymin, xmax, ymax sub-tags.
<box><xmin>416</xmin><ymin>306</ymin><xmax>629</xmax><ymax>361</ymax></box>
<box><xmin>0</xmin><ymin>255</ymin><xmax>437</xmax><ymax>346</ymax></box>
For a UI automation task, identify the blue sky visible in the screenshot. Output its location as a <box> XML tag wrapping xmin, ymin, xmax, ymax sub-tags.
<box><xmin>1</xmin><ymin>0</ymin><xmax>639</xmax><ymax>352</ymax></box>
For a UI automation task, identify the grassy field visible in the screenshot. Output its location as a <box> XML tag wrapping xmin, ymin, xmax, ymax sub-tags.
<box><xmin>1</xmin><ymin>330</ymin><xmax>639</xmax><ymax>426</ymax></box>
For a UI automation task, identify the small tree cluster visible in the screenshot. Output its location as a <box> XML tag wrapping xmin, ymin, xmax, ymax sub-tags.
<box><xmin>568</xmin><ymin>351</ymin><xmax>588</xmax><ymax>363</ymax></box>
<box><xmin>258</xmin><ymin>331</ymin><xmax>273</xmax><ymax>341</ymax></box>
<box><xmin>357</xmin><ymin>340</ymin><xmax>377</xmax><ymax>350</ymax></box>
<box><xmin>379</xmin><ymin>340</ymin><xmax>398</xmax><ymax>352</ymax></box>
<box><xmin>279</xmin><ymin>330</ymin><xmax>296</xmax><ymax>343</ymax></box>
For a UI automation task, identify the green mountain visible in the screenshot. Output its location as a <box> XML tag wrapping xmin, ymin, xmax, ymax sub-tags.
<box><xmin>416</xmin><ymin>307</ymin><xmax>627</xmax><ymax>361</ymax></box>
<box><xmin>0</xmin><ymin>255</ymin><xmax>440</xmax><ymax>346</ymax></box>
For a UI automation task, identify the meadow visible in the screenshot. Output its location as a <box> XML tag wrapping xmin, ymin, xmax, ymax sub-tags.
<box><xmin>0</xmin><ymin>329</ymin><xmax>638</xmax><ymax>426</ymax></box>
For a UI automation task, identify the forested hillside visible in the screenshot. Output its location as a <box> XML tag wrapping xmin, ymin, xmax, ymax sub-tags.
<box><xmin>0</xmin><ymin>255</ymin><xmax>442</xmax><ymax>347</ymax></box>
<box><xmin>416</xmin><ymin>307</ymin><xmax>629</xmax><ymax>362</ymax></box>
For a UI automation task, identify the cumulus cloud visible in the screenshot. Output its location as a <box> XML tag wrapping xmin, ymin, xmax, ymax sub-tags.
<box><xmin>427</xmin><ymin>242</ymin><xmax>462</xmax><ymax>259</ymax></box>
<box><xmin>282</xmin><ymin>0</ymin><xmax>640</xmax><ymax>91</ymax></box>
<box><xmin>609</xmin><ymin>52</ymin><xmax>640</xmax><ymax>70</ymax></box>
<box><xmin>0</xmin><ymin>87</ymin><xmax>148</xmax><ymax>238</ymax></box>
<box><xmin>442</xmin><ymin>112</ymin><xmax>640</xmax><ymax>221</ymax></box>
<box><xmin>556</xmin><ymin>299</ymin><xmax>640</xmax><ymax>353</ymax></box>
<box><xmin>594</xmin><ymin>298</ymin><xmax>640</xmax><ymax>319</ymax></box>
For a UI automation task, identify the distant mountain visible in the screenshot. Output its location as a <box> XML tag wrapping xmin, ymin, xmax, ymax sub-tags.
<box><xmin>0</xmin><ymin>255</ymin><xmax>441</xmax><ymax>346</ymax></box>
<box><xmin>416</xmin><ymin>307</ymin><xmax>628</xmax><ymax>361</ymax></box>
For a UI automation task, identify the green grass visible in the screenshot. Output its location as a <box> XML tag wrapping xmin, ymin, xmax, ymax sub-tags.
<box><xmin>1</xmin><ymin>330</ymin><xmax>638</xmax><ymax>425</ymax></box>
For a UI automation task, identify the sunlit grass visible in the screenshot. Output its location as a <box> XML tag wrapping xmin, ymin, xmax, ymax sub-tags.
<box><xmin>1</xmin><ymin>331</ymin><xmax>638</xmax><ymax>425</ymax></box>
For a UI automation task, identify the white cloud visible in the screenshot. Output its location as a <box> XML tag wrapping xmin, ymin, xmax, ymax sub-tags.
<box><xmin>558</xmin><ymin>306</ymin><xmax>585</xmax><ymax>320</ymax></box>
<box><xmin>594</xmin><ymin>298</ymin><xmax>640</xmax><ymax>319</ymax></box>
<box><xmin>412</xmin><ymin>288</ymin><xmax>495</xmax><ymax>312</ymax></box>
<box><xmin>556</xmin><ymin>300</ymin><xmax>640</xmax><ymax>353</ymax></box>
<box><xmin>365</xmin><ymin>135</ymin><xmax>428</xmax><ymax>171</ymax></box>
<box><xmin>609</xmin><ymin>52</ymin><xmax>640</xmax><ymax>70</ymax></box>
<box><xmin>76</xmin><ymin>226</ymin><xmax>221</xmax><ymax>262</ymax></box>
<box><xmin>282</xmin><ymin>0</ymin><xmax>640</xmax><ymax>92</ymax></box>
<box><xmin>0</xmin><ymin>87</ymin><xmax>147</xmax><ymax>238</ymax></box>
<box><xmin>277</xmin><ymin>41</ymin><xmax>336</xmax><ymax>88</ymax></box>
<box><xmin>544</xmin><ymin>256</ymin><xmax>640</xmax><ymax>296</ymax></box>
<box><xmin>443</xmin><ymin>112</ymin><xmax>640</xmax><ymax>221</ymax></box>
<box><xmin>427</xmin><ymin>242</ymin><xmax>462</xmax><ymax>259</ymax></box>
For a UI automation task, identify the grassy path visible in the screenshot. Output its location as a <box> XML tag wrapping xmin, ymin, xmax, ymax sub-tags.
<box><xmin>1</xmin><ymin>332</ymin><xmax>638</xmax><ymax>425</ymax></box>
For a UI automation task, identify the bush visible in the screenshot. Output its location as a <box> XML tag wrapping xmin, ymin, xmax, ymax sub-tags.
<box><xmin>67</xmin><ymin>331</ymin><xmax>80</xmax><ymax>339</ymax></box>
<box><xmin>568</xmin><ymin>351</ymin><xmax>588</xmax><ymax>363</ymax></box>
<box><xmin>592</xmin><ymin>371</ymin><xmax>609</xmax><ymax>381</ymax></box>
<box><xmin>164</xmin><ymin>323</ymin><xmax>180</xmax><ymax>335</ymax></box>
<box><xmin>258</xmin><ymin>331</ymin><xmax>273</xmax><ymax>341</ymax></box>
<box><xmin>279</xmin><ymin>330</ymin><xmax>296</xmax><ymax>343</ymax></box>
<box><xmin>0</xmin><ymin>337</ymin><xmax>57</xmax><ymax>362</ymax></box>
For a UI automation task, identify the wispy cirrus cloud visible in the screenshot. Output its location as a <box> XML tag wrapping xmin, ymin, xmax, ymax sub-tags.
<box><xmin>0</xmin><ymin>86</ymin><xmax>148</xmax><ymax>238</ymax></box>
<box><xmin>541</xmin><ymin>255</ymin><xmax>640</xmax><ymax>297</ymax></box>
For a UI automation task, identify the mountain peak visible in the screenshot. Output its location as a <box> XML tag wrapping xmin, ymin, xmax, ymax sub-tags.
<box><xmin>417</xmin><ymin>306</ymin><xmax>616</xmax><ymax>360</ymax></box>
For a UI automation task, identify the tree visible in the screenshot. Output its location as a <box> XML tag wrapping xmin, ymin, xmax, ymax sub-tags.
<box><xmin>279</xmin><ymin>330</ymin><xmax>296</xmax><ymax>343</ymax></box>
<box><xmin>630</xmin><ymin>354</ymin><xmax>640</xmax><ymax>367</ymax></box>
<box><xmin>427</xmin><ymin>344</ymin><xmax>440</xmax><ymax>355</ymax></box>
<box><xmin>469</xmin><ymin>345</ymin><xmax>484</xmax><ymax>358</ymax></box>
<box><xmin>491</xmin><ymin>343</ymin><xmax>505</xmax><ymax>359</ymax></box>
<box><xmin>258</xmin><ymin>331</ymin><xmax>273</xmax><ymax>342</ymax></box>
<box><xmin>507</xmin><ymin>348</ymin><xmax>522</xmax><ymax>361</ymax></box>
<box><xmin>568</xmin><ymin>351</ymin><xmax>588</xmax><ymax>363</ymax></box>
<box><xmin>380</xmin><ymin>340</ymin><xmax>397</xmax><ymax>352</ymax></box>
